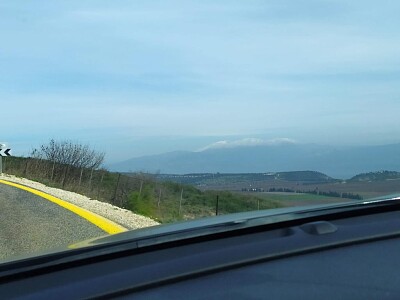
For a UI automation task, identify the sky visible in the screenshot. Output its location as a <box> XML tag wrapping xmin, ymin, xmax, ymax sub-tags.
<box><xmin>1</xmin><ymin>0</ymin><xmax>400</xmax><ymax>163</ymax></box>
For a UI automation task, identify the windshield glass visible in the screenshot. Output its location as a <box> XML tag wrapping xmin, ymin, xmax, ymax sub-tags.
<box><xmin>1</xmin><ymin>0</ymin><xmax>400</xmax><ymax>262</ymax></box>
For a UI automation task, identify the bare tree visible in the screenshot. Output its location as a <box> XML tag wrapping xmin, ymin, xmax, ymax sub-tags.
<box><xmin>33</xmin><ymin>139</ymin><xmax>105</xmax><ymax>186</ymax></box>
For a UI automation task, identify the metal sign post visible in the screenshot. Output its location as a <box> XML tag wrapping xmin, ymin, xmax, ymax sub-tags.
<box><xmin>0</xmin><ymin>143</ymin><xmax>4</xmax><ymax>174</ymax></box>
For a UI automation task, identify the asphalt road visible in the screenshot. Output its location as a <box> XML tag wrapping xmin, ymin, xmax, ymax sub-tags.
<box><xmin>0</xmin><ymin>183</ymin><xmax>105</xmax><ymax>262</ymax></box>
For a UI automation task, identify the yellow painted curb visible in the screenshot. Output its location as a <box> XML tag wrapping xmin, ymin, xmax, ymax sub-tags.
<box><xmin>0</xmin><ymin>179</ymin><xmax>127</xmax><ymax>235</ymax></box>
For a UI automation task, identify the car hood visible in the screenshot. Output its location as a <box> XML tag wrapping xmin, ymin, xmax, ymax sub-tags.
<box><xmin>70</xmin><ymin>196</ymin><xmax>400</xmax><ymax>249</ymax></box>
<box><xmin>2</xmin><ymin>196</ymin><xmax>400</xmax><ymax>273</ymax></box>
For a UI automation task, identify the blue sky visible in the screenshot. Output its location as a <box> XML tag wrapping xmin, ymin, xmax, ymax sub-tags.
<box><xmin>1</xmin><ymin>1</ymin><xmax>400</xmax><ymax>163</ymax></box>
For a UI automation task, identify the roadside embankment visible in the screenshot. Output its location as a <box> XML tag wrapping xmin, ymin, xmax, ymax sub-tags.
<box><xmin>0</xmin><ymin>174</ymin><xmax>159</xmax><ymax>230</ymax></box>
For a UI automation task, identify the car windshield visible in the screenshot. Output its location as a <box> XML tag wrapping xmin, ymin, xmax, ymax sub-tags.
<box><xmin>1</xmin><ymin>0</ymin><xmax>400</xmax><ymax>263</ymax></box>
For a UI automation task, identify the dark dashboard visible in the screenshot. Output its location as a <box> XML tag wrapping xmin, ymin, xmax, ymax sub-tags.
<box><xmin>1</xmin><ymin>200</ymin><xmax>400</xmax><ymax>299</ymax></box>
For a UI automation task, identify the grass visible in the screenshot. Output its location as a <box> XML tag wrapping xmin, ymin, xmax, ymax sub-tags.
<box><xmin>252</xmin><ymin>192</ymin><xmax>350</xmax><ymax>207</ymax></box>
<box><xmin>254</xmin><ymin>193</ymin><xmax>343</xmax><ymax>201</ymax></box>
<box><xmin>127</xmin><ymin>183</ymin><xmax>284</xmax><ymax>223</ymax></box>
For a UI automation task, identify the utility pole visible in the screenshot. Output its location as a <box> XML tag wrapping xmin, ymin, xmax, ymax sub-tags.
<box><xmin>79</xmin><ymin>168</ymin><xmax>84</xmax><ymax>186</ymax></box>
<box><xmin>112</xmin><ymin>173</ymin><xmax>121</xmax><ymax>204</ymax></box>
<box><xmin>216</xmin><ymin>194</ymin><xmax>219</xmax><ymax>216</ymax></box>
<box><xmin>158</xmin><ymin>188</ymin><xmax>162</xmax><ymax>208</ymax></box>
<box><xmin>88</xmin><ymin>168</ymin><xmax>94</xmax><ymax>191</ymax></box>
<box><xmin>179</xmin><ymin>188</ymin><xmax>183</xmax><ymax>215</ymax></box>
<box><xmin>50</xmin><ymin>160</ymin><xmax>56</xmax><ymax>181</ymax></box>
<box><xmin>138</xmin><ymin>180</ymin><xmax>143</xmax><ymax>199</ymax></box>
<box><xmin>0</xmin><ymin>143</ymin><xmax>5</xmax><ymax>174</ymax></box>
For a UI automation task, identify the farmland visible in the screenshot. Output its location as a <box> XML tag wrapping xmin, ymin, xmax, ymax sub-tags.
<box><xmin>157</xmin><ymin>171</ymin><xmax>400</xmax><ymax>204</ymax></box>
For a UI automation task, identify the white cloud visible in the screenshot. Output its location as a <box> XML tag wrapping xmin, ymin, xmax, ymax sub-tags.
<box><xmin>197</xmin><ymin>138</ymin><xmax>296</xmax><ymax>152</ymax></box>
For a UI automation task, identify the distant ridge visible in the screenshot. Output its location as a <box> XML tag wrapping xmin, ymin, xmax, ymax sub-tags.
<box><xmin>109</xmin><ymin>143</ymin><xmax>400</xmax><ymax>179</ymax></box>
<box><xmin>349</xmin><ymin>171</ymin><xmax>400</xmax><ymax>182</ymax></box>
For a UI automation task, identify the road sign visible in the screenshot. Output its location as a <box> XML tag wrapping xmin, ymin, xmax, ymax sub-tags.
<box><xmin>0</xmin><ymin>149</ymin><xmax>11</xmax><ymax>157</ymax></box>
<box><xmin>0</xmin><ymin>143</ymin><xmax>10</xmax><ymax>174</ymax></box>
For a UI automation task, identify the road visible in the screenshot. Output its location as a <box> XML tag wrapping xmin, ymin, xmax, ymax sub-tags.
<box><xmin>0</xmin><ymin>182</ymin><xmax>106</xmax><ymax>261</ymax></box>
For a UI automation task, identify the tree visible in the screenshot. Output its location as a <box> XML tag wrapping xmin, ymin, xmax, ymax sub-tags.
<box><xmin>32</xmin><ymin>139</ymin><xmax>105</xmax><ymax>186</ymax></box>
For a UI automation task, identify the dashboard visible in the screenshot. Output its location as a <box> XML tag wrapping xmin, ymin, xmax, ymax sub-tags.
<box><xmin>1</xmin><ymin>203</ymin><xmax>400</xmax><ymax>299</ymax></box>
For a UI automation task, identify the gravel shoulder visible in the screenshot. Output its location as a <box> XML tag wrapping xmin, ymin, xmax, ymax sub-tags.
<box><xmin>0</xmin><ymin>174</ymin><xmax>159</xmax><ymax>230</ymax></box>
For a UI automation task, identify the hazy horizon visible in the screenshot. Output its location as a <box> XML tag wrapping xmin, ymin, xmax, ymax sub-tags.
<box><xmin>109</xmin><ymin>137</ymin><xmax>400</xmax><ymax>163</ymax></box>
<box><xmin>108</xmin><ymin>141</ymin><xmax>400</xmax><ymax>179</ymax></box>
<box><xmin>2</xmin><ymin>1</ymin><xmax>400</xmax><ymax>163</ymax></box>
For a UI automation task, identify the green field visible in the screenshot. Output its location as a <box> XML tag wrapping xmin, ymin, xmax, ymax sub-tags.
<box><xmin>249</xmin><ymin>192</ymin><xmax>350</xmax><ymax>207</ymax></box>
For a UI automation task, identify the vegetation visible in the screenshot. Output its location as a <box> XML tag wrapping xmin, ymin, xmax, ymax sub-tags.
<box><xmin>156</xmin><ymin>171</ymin><xmax>337</xmax><ymax>186</ymax></box>
<box><xmin>274</xmin><ymin>171</ymin><xmax>335</xmax><ymax>182</ymax></box>
<box><xmin>158</xmin><ymin>171</ymin><xmax>363</xmax><ymax>201</ymax></box>
<box><xmin>254</xmin><ymin>193</ymin><xmax>344</xmax><ymax>203</ymax></box>
<box><xmin>6</xmin><ymin>140</ymin><xmax>386</xmax><ymax>223</ymax></box>
<box><xmin>267</xmin><ymin>187</ymin><xmax>363</xmax><ymax>200</ymax></box>
<box><xmin>126</xmin><ymin>181</ymin><xmax>282</xmax><ymax>222</ymax></box>
<box><xmin>2</xmin><ymin>140</ymin><xmax>283</xmax><ymax>223</ymax></box>
<box><xmin>304</xmin><ymin>189</ymin><xmax>362</xmax><ymax>200</ymax></box>
<box><xmin>31</xmin><ymin>139</ymin><xmax>105</xmax><ymax>188</ymax></box>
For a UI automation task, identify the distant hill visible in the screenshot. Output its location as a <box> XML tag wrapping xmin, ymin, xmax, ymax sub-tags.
<box><xmin>109</xmin><ymin>143</ymin><xmax>400</xmax><ymax>179</ymax></box>
<box><xmin>349</xmin><ymin>171</ymin><xmax>400</xmax><ymax>182</ymax></box>
<box><xmin>274</xmin><ymin>171</ymin><xmax>335</xmax><ymax>182</ymax></box>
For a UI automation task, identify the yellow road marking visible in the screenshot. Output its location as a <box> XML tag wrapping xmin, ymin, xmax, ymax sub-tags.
<box><xmin>0</xmin><ymin>179</ymin><xmax>127</xmax><ymax>235</ymax></box>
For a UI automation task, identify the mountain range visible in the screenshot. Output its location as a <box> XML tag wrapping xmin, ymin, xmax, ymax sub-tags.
<box><xmin>108</xmin><ymin>143</ymin><xmax>400</xmax><ymax>179</ymax></box>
